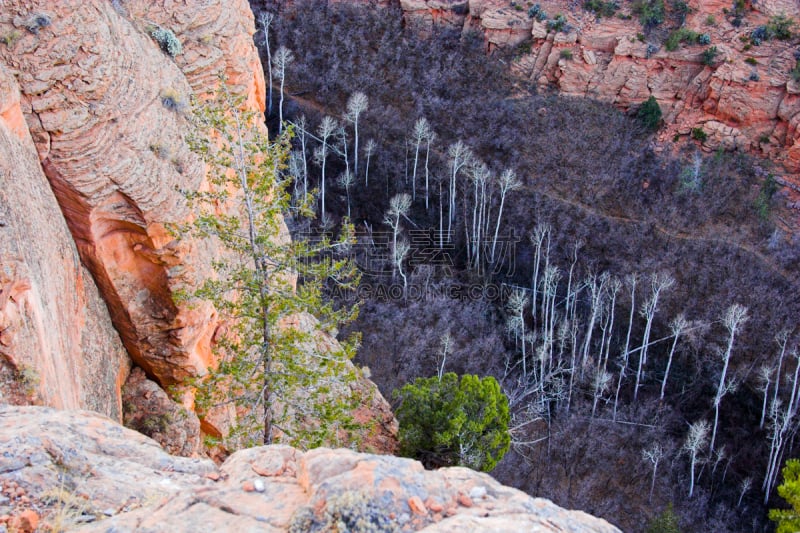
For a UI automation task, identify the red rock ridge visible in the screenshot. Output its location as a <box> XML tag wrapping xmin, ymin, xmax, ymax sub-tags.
<box><xmin>391</xmin><ymin>0</ymin><xmax>800</xmax><ymax>191</ymax></box>
<box><xmin>0</xmin><ymin>405</ymin><xmax>620</xmax><ymax>533</ymax></box>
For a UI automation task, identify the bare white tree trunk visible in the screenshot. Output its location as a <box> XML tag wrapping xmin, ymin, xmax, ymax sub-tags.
<box><xmin>259</xmin><ymin>13</ymin><xmax>274</xmax><ymax>117</ymax></box>
<box><xmin>660</xmin><ymin>313</ymin><xmax>687</xmax><ymax>400</ymax></box>
<box><xmin>710</xmin><ymin>304</ymin><xmax>749</xmax><ymax>455</ymax></box>
<box><xmin>634</xmin><ymin>274</ymin><xmax>674</xmax><ymax>401</ymax></box>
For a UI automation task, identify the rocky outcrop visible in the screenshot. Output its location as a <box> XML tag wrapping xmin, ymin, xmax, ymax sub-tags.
<box><xmin>0</xmin><ymin>65</ymin><xmax>129</xmax><ymax>420</ymax></box>
<box><xmin>0</xmin><ymin>405</ymin><xmax>620</xmax><ymax>532</ymax></box>
<box><xmin>121</xmin><ymin>367</ymin><xmax>202</xmax><ymax>457</ymax></box>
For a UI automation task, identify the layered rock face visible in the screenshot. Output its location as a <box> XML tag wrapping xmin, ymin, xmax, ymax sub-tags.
<box><xmin>0</xmin><ymin>0</ymin><xmax>396</xmax><ymax>454</ymax></box>
<box><xmin>0</xmin><ymin>0</ymin><xmax>223</xmax><ymax>394</ymax></box>
<box><xmin>0</xmin><ymin>406</ymin><xmax>620</xmax><ymax>532</ymax></box>
<box><xmin>0</xmin><ymin>66</ymin><xmax>129</xmax><ymax>419</ymax></box>
<box><xmin>393</xmin><ymin>0</ymin><xmax>800</xmax><ymax>174</ymax></box>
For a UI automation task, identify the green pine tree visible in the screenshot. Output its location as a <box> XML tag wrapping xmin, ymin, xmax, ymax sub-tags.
<box><xmin>637</xmin><ymin>96</ymin><xmax>662</xmax><ymax>131</ymax></box>
<box><xmin>393</xmin><ymin>372</ymin><xmax>510</xmax><ymax>472</ymax></box>
<box><xmin>770</xmin><ymin>459</ymin><xmax>800</xmax><ymax>533</ymax></box>
<box><xmin>645</xmin><ymin>503</ymin><xmax>681</xmax><ymax>533</ymax></box>
<box><xmin>182</xmin><ymin>80</ymin><xmax>363</xmax><ymax>451</ymax></box>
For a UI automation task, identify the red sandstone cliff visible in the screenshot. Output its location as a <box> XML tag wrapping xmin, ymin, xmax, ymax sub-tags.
<box><xmin>0</xmin><ymin>0</ymin><xmax>396</xmax><ymax>456</ymax></box>
<box><xmin>0</xmin><ymin>65</ymin><xmax>130</xmax><ymax>420</ymax></box>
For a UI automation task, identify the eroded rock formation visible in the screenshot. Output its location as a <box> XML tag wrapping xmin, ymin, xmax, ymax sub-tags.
<box><xmin>0</xmin><ymin>65</ymin><xmax>129</xmax><ymax>419</ymax></box>
<box><xmin>0</xmin><ymin>0</ymin><xmax>397</xmax><ymax>455</ymax></box>
<box><xmin>0</xmin><ymin>405</ymin><xmax>620</xmax><ymax>532</ymax></box>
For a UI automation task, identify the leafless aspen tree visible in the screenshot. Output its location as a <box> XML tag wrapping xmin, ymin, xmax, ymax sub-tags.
<box><xmin>273</xmin><ymin>46</ymin><xmax>294</xmax><ymax>133</ymax></box>
<box><xmin>363</xmin><ymin>139</ymin><xmax>376</xmax><ymax>187</ymax></box>
<box><xmin>684</xmin><ymin>420</ymin><xmax>709</xmax><ymax>498</ymax></box>
<box><xmin>660</xmin><ymin>313</ymin><xmax>688</xmax><ymax>400</ymax></box>
<box><xmin>738</xmin><ymin>477</ymin><xmax>752</xmax><ymax>508</ymax></box>
<box><xmin>314</xmin><ymin>116</ymin><xmax>338</xmax><ymax>218</ymax></box>
<box><xmin>757</xmin><ymin>364</ymin><xmax>774</xmax><ymax>429</ymax></box>
<box><xmin>410</xmin><ymin>117</ymin><xmax>431</xmax><ymax>202</ymax></box>
<box><xmin>710</xmin><ymin>303</ymin><xmax>749</xmax><ymax>454</ymax></box>
<box><xmin>506</xmin><ymin>288</ymin><xmax>529</xmax><ymax>380</ymax></box>
<box><xmin>383</xmin><ymin>193</ymin><xmax>412</xmax><ymax>280</ymax></box>
<box><xmin>642</xmin><ymin>442</ymin><xmax>665</xmax><ymax>502</ymax></box>
<box><xmin>490</xmin><ymin>169</ymin><xmax>521</xmax><ymax>264</ymax></box>
<box><xmin>344</xmin><ymin>92</ymin><xmax>368</xmax><ymax>178</ymax></box>
<box><xmin>395</xmin><ymin>239</ymin><xmax>410</xmax><ymax>299</ymax></box>
<box><xmin>634</xmin><ymin>273</ymin><xmax>674</xmax><ymax>400</ymax></box>
<box><xmin>258</xmin><ymin>13</ymin><xmax>274</xmax><ymax>116</ymax></box>
<box><xmin>424</xmin><ymin>128</ymin><xmax>436</xmax><ymax>210</ymax></box>
<box><xmin>447</xmin><ymin>141</ymin><xmax>472</xmax><ymax>239</ymax></box>
<box><xmin>337</xmin><ymin>171</ymin><xmax>354</xmax><ymax>219</ymax></box>
<box><xmin>437</xmin><ymin>331</ymin><xmax>453</xmax><ymax>381</ymax></box>
<box><xmin>529</xmin><ymin>224</ymin><xmax>551</xmax><ymax>324</ymax></box>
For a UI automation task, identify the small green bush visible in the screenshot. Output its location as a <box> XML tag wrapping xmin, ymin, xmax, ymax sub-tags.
<box><xmin>754</xmin><ymin>173</ymin><xmax>778</xmax><ymax>220</ymax></box>
<box><xmin>584</xmin><ymin>0</ymin><xmax>619</xmax><ymax>18</ymax></box>
<box><xmin>1</xmin><ymin>30</ymin><xmax>21</xmax><ymax>47</ymax></box>
<box><xmin>645</xmin><ymin>503</ymin><xmax>682</xmax><ymax>533</ymax></box>
<box><xmin>672</xmin><ymin>1</ymin><xmax>689</xmax><ymax>25</ymax></box>
<box><xmin>729</xmin><ymin>0</ymin><xmax>746</xmax><ymax>27</ymax></box>
<box><xmin>637</xmin><ymin>95</ymin><xmax>662</xmax><ymax>131</ymax></box>
<box><xmin>768</xmin><ymin>15</ymin><xmax>795</xmax><ymax>40</ymax></box>
<box><xmin>751</xmin><ymin>16</ymin><xmax>795</xmax><ymax>45</ymax></box>
<box><xmin>394</xmin><ymin>373</ymin><xmax>510</xmax><ymax>472</ymax></box>
<box><xmin>697</xmin><ymin>33</ymin><xmax>711</xmax><ymax>45</ymax></box>
<box><xmin>149</xmin><ymin>25</ymin><xmax>183</xmax><ymax>57</ymax></box>
<box><xmin>664</xmin><ymin>28</ymin><xmax>699</xmax><ymax>51</ymax></box>
<box><xmin>701</xmin><ymin>46</ymin><xmax>719</xmax><ymax>66</ymax></box>
<box><xmin>290</xmin><ymin>491</ymin><xmax>399</xmax><ymax>533</ymax></box>
<box><xmin>547</xmin><ymin>14</ymin><xmax>569</xmax><ymax>33</ymax></box>
<box><xmin>769</xmin><ymin>458</ymin><xmax>800</xmax><ymax>532</ymax></box>
<box><xmin>24</xmin><ymin>13</ymin><xmax>51</xmax><ymax>34</ymax></box>
<box><xmin>560</xmin><ymin>48</ymin><xmax>574</xmax><ymax>60</ymax></box>
<box><xmin>633</xmin><ymin>0</ymin><xmax>665</xmax><ymax>28</ymax></box>
<box><xmin>160</xmin><ymin>88</ymin><xmax>186</xmax><ymax>112</ymax></box>
<box><xmin>691</xmin><ymin>127</ymin><xmax>708</xmax><ymax>142</ymax></box>
<box><xmin>791</xmin><ymin>59</ymin><xmax>800</xmax><ymax>82</ymax></box>
<box><xmin>528</xmin><ymin>4</ymin><xmax>547</xmax><ymax>21</ymax></box>
<box><xmin>745</xmin><ymin>57</ymin><xmax>758</xmax><ymax>65</ymax></box>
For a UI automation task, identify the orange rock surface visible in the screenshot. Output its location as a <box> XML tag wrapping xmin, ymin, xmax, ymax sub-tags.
<box><xmin>0</xmin><ymin>65</ymin><xmax>130</xmax><ymax>419</ymax></box>
<box><xmin>0</xmin><ymin>405</ymin><xmax>622</xmax><ymax>532</ymax></box>
<box><xmin>0</xmin><ymin>0</ymin><xmax>397</xmax><ymax>454</ymax></box>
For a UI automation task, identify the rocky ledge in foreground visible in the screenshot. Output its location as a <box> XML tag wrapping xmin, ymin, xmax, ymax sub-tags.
<box><xmin>0</xmin><ymin>405</ymin><xmax>619</xmax><ymax>532</ymax></box>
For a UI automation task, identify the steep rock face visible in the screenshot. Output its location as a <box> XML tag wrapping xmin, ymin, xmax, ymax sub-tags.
<box><xmin>0</xmin><ymin>66</ymin><xmax>129</xmax><ymax>419</ymax></box>
<box><xmin>0</xmin><ymin>406</ymin><xmax>620</xmax><ymax>532</ymax></box>
<box><xmin>0</xmin><ymin>0</ymin><xmax>211</xmax><ymax>391</ymax></box>
<box><xmin>0</xmin><ymin>0</ymin><xmax>397</xmax><ymax>453</ymax></box>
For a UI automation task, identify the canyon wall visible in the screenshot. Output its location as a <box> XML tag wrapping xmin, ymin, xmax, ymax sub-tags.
<box><xmin>0</xmin><ymin>0</ymin><xmax>395</xmax><ymax>454</ymax></box>
<box><xmin>394</xmin><ymin>0</ymin><xmax>800</xmax><ymax>175</ymax></box>
<box><xmin>0</xmin><ymin>65</ymin><xmax>130</xmax><ymax>420</ymax></box>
